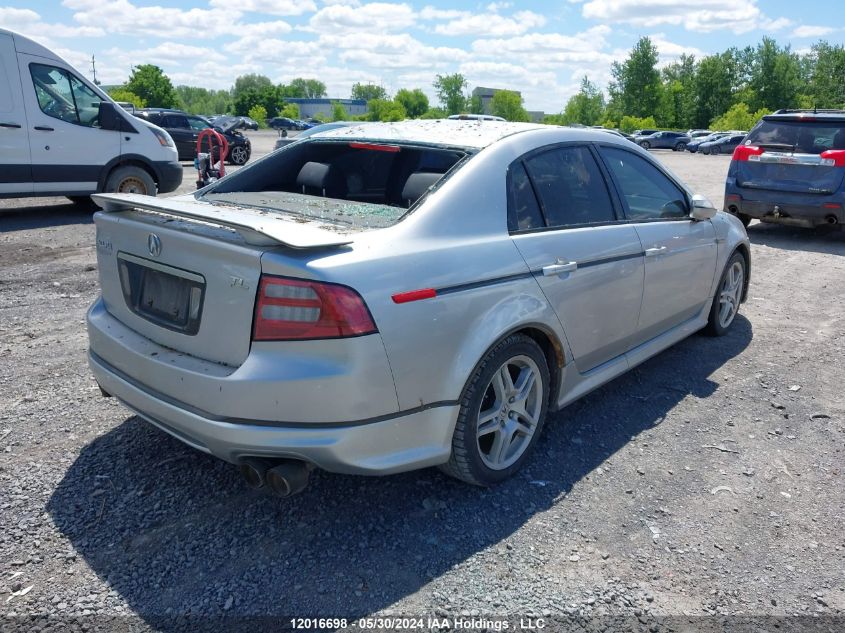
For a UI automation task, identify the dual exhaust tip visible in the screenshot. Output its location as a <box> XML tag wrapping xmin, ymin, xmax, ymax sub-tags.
<box><xmin>239</xmin><ymin>458</ymin><xmax>311</xmax><ymax>497</ymax></box>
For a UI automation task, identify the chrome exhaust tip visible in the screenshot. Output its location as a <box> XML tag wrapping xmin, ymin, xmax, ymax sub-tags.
<box><xmin>265</xmin><ymin>461</ymin><xmax>310</xmax><ymax>498</ymax></box>
<box><xmin>239</xmin><ymin>457</ymin><xmax>275</xmax><ymax>490</ymax></box>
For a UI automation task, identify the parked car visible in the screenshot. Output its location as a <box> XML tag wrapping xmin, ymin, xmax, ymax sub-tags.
<box><xmin>87</xmin><ymin>121</ymin><xmax>749</xmax><ymax>495</ymax></box>
<box><xmin>134</xmin><ymin>109</ymin><xmax>251</xmax><ymax>165</ymax></box>
<box><xmin>632</xmin><ymin>128</ymin><xmax>660</xmax><ymax>138</ymax></box>
<box><xmin>637</xmin><ymin>130</ymin><xmax>691</xmax><ymax>151</ymax></box>
<box><xmin>0</xmin><ymin>28</ymin><xmax>181</xmax><ymax>200</ymax></box>
<box><xmin>267</xmin><ymin>116</ymin><xmax>299</xmax><ymax>130</ymax></box>
<box><xmin>699</xmin><ymin>133</ymin><xmax>747</xmax><ymax>155</ymax></box>
<box><xmin>686</xmin><ymin>132</ymin><xmax>729</xmax><ymax>153</ymax></box>
<box><xmin>238</xmin><ymin>116</ymin><xmax>259</xmax><ymax>131</ymax></box>
<box><xmin>273</xmin><ymin>121</ymin><xmax>354</xmax><ymax>151</ymax></box>
<box><xmin>724</xmin><ymin>109</ymin><xmax>845</xmax><ymax>229</ymax></box>
<box><xmin>687</xmin><ymin>129</ymin><xmax>713</xmax><ymax>139</ymax></box>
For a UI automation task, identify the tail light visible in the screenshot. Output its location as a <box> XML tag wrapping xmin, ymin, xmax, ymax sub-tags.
<box><xmin>732</xmin><ymin>145</ymin><xmax>764</xmax><ymax>161</ymax></box>
<box><xmin>253</xmin><ymin>275</ymin><xmax>377</xmax><ymax>341</ymax></box>
<box><xmin>820</xmin><ymin>149</ymin><xmax>845</xmax><ymax>167</ymax></box>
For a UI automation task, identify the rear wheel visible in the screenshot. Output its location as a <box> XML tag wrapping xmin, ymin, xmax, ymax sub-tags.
<box><xmin>439</xmin><ymin>334</ymin><xmax>550</xmax><ymax>485</ymax></box>
<box><xmin>228</xmin><ymin>144</ymin><xmax>250</xmax><ymax>166</ymax></box>
<box><xmin>674</xmin><ymin>142</ymin><xmax>687</xmax><ymax>151</ymax></box>
<box><xmin>640</xmin><ymin>141</ymin><xmax>650</xmax><ymax>149</ymax></box>
<box><xmin>104</xmin><ymin>166</ymin><xmax>156</xmax><ymax>195</ymax></box>
<box><xmin>704</xmin><ymin>252</ymin><xmax>746</xmax><ymax>336</ymax></box>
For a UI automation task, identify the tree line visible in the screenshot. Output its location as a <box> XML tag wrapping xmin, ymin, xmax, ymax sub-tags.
<box><xmin>548</xmin><ymin>36</ymin><xmax>845</xmax><ymax>132</ymax></box>
<box><xmin>106</xmin><ymin>65</ymin><xmax>530</xmax><ymax>125</ymax></box>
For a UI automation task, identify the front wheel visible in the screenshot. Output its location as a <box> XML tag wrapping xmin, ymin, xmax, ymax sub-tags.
<box><xmin>640</xmin><ymin>141</ymin><xmax>650</xmax><ymax>149</ymax></box>
<box><xmin>674</xmin><ymin>142</ymin><xmax>687</xmax><ymax>151</ymax></box>
<box><xmin>104</xmin><ymin>166</ymin><xmax>156</xmax><ymax>196</ymax></box>
<box><xmin>228</xmin><ymin>145</ymin><xmax>250</xmax><ymax>166</ymax></box>
<box><xmin>704</xmin><ymin>252</ymin><xmax>746</xmax><ymax>336</ymax></box>
<box><xmin>439</xmin><ymin>334</ymin><xmax>550</xmax><ymax>485</ymax></box>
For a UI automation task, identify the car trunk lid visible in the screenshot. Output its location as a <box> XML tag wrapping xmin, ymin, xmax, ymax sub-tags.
<box><xmin>91</xmin><ymin>193</ymin><xmax>358</xmax><ymax>367</ymax></box>
<box><xmin>734</xmin><ymin>149</ymin><xmax>845</xmax><ymax>195</ymax></box>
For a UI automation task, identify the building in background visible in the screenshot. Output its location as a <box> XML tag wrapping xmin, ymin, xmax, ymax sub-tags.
<box><xmin>285</xmin><ymin>98</ymin><xmax>367</xmax><ymax>119</ymax></box>
<box><xmin>471</xmin><ymin>87</ymin><xmax>543</xmax><ymax>122</ymax></box>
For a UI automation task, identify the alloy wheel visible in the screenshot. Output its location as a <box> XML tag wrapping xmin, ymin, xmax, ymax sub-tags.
<box><xmin>476</xmin><ymin>355</ymin><xmax>543</xmax><ymax>470</ymax></box>
<box><xmin>718</xmin><ymin>261</ymin><xmax>744</xmax><ymax>328</ymax></box>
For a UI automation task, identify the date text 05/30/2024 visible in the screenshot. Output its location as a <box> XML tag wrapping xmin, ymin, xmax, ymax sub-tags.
<box><xmin>290</xmin><ymin>617</ymin><xmax>547</xmax><ymax>630</ymax></box>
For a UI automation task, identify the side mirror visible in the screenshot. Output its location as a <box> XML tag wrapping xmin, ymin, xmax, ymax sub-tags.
<box><xmin>98</xmin><ymin>101</ymin><xmax>120</xmax><ymax>131</ymax></box>
<box><xmin>690</xmin><ymin>193</ymin><xmax>717</xmax><ymax>220</ymax></box>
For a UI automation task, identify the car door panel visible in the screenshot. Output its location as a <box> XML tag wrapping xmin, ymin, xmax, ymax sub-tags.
<box><xmin>0</xmin><ymin>33</ymin><xmax>32</xmax><ymax>194</ymax></box>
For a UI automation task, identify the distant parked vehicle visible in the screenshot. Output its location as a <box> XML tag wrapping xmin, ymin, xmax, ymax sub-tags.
<box><xmin>687</xmin><ymin>129</ymin><xmax>713</xmax><ymax>139</ymax></box>
<box><xmin>267</xmin><ymin>117</ymin><xmax>299</xmax><ymax>130</ymax></box>
<box><xmin>631</xmin><ymin>128</ymin><xmax>660</xmax><ymax>139</ymax></box>
<box><xmin>135</xmin><ymin>109</ymin><xmax>252</xmax><ymax>165</ymax></box>
<box><xmin>239</xmin><ymin>116</ymin><xmax>260</xmax><ymax>130</ymax></box>
<box><xmin>686</xmin><ymin>132</ymin><xmax>729</xmax><ymax>153</ymax></box>
<box><xmin>273</xmin><ymin>121</ymin><xmax>355</xmax><ymax>151</ymax></box>
<box><xmin>724</xmin><ymin>108</ymin><xmax>845</xmax><ymax>229</ymax></box>
<box><xmin>699</xmin><ymin>133</ymin><xmax>747</xmax><ymax>155</ymax></box>
<box><xmin>637</xmin><ymin>131</ymin><xmax>691</xmax><ymax>151</ymax></box>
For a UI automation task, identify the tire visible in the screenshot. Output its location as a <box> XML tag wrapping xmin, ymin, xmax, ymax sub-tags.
<box><xmin>439</xmin><ymin>334</ymin><xmax>550</xmax><ymax>485</ymax></box>
<box><xmin>674</xmin><ymin>142</ymin><xmax>687</xmax><ymax>151</ymax></box>
<box><xmin>640</xmin><ymin>141</ymin><xmax>650</xmax><ymax>149</ymax></box>
<box><xmin>228</xmin><ymin>144</ymin><xmax>250</xmax><ymax>166</ymax></box>
<box><xmin>702</xmin><ymin>146</ymin><xmax>711</xmax><ymax>155</ymax></box>
<box><xmin>104</xmin><ymin>166</ymin><xmax>156</xmax><ymax>196</ymax></box>
<box><xmin>711</xmin><ymin>145</ymin><xmax>721</xmax><ymax>155</ymax></box>
<box><xmin>704</xmin><ymin>252</ymin><xmax>746</xmax><ymax>336</ymax></box>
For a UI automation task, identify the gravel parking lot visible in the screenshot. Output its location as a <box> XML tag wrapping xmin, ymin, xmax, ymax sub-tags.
<box><xmin>1</xmin><ymin>136</ymin><xmax>843</xmax><ymax>631</ymax></box>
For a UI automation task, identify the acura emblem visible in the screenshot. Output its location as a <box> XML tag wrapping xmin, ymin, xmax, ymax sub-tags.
<box><xmin>148</xmin><ymin>233</ymin><xmax>162</xmax><ymax>257</ymax></box>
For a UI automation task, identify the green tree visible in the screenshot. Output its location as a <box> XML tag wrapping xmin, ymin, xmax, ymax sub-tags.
<box><xmin>175</xmin><ymin>86</ymin><xmax>232</xmax><ymax>115</ymax></box>
<box><xmin>107</xmin><ymin>88</ymin><xmax>146</xmax><ymax>109</ymax></box>
<box><xmin>124</xmin><ymin>64</ymin><xmax>178</xmax><ymax>108</ymax></box>
<box><xmin>279</xmin><ymin>103</ymin><xmax>300</xmax><ymax>119</ymax></box>
<box><xmin>807</xmin><ymin>42</ymin><xmax>845</xmax><ymax>108</ymax></box>
<box><xmin>608</xmin><ymin>37</ymin><xmax>662</xmax><ymax>119</ymax></box>
<box><xmin>491</xmin><ymin>90</ymin><xmax>529</xmax><ymax>122</ymax></box>
<box><xmin>434</xmin><ymin>73</ymin><xmax>468</xmax><ymax>115</ymax></box>
<box><xmin>419</xmin><ymin>107</ymin><xmax>448</xmax><ymax>119</ymax></box>
<box><xmin>288</xmin><ymin>78</ymin><xmax>327</xmax><ymax>99</ymax></box>
<box><xmin>394</xmin><ymin>88</ymin><xmax>429</xmax><ymax>118</ymax></box>
<box><xmin>233</xmin><ymin>74</ymin><xmax>272</xmax><ymax>99</ymax></box>
<box><xmin>248</xmin><ymin>104</ymin><xmax>268</xmax><ymax>127</ymax></box>
<box><xmin>658</xmin><ymin>54</ymin><xmax>697</xmax><ymax>129</ymax></box>
<box><xmin>468</xmin><ymin>93</ymin><xmax>484</xmax><ymax>114</ymax></box>
<box><xmin>694</xmin><ymin>52</ymin><xmax>738</xmax><ymax>129</ymax></box>
<box><xmin>366</xmin><ymin>99</ymin><xmax>406</xmax><ymax>122</ymax></box>
<box><xmin>619</xmin><ymin>115</ymin><xmax>657</xmax><ymax>134</ymax></box>
<box><xmin>710</xmin><ymin>103</ymin><xmax>770</xmax><ymax>131</ymax></box>
<box><xmin>351</xmin><ymin>83</ymin><xmax>387</xmax><ymax>102</ymax></box>
<box><xmin>749</xmin><ymin>37</ymin><xmax>800</xmax><ymax>111</ymax></box>
<box><xmin>331</xmin><ymin>101</ymin><xmax>348</xmax><ymax>121</ymax></box>
<box><xmin>560</xmin><ymin>76</ymin><xmax>605</xmax><ymax>126</ymax></box>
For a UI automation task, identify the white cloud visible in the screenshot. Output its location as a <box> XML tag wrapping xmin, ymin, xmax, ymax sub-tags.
<box><xmin>0</xmin><ymin>6</ymin><xmax>104</xmax><ymax>40</ymax></box>
<box><xmin>791</xmin><ymin>25</ymin><xmax>837</xmax><ymax>38</ymax></box>
<box><xmin>306</xmin><ymin>2</ymin><xmax>416</xmax><ymax>34</ymax></box>
<box><xmin>326</xmin><ymin>33</ymin><xmax>469</xmax><ymax>69</ymax></box>
<box><xmin>581</xmin><ymin>0</ymin><xmax>788</xmax><ymax>34</ymax></box>
<box><xmin>432</xmin><ymin>10</ymin><xmax>546</xmax><ymax>37</ymax></box>
<box><xmin>209</xmin><ymin>0</ymin><xmax>316</xmax><ymax>15</ymax></box>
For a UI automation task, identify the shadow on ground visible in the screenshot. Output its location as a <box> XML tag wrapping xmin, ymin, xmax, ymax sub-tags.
<box><xmin>0</xmin><ymin>199</ymin><xmax>96</xmax><ymax>231</ymax></box>
<box><xmin>47</xmin><ymin>317</ymin><xmax>752</xmax><ymax>630</ymax></box>
<box><xmin>746</xmin><ymin>221</ymin><xmax>845</xmax><ymax>256</ymax></box>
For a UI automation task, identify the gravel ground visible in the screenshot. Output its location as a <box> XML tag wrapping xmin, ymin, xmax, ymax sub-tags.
<box><xmin>0</xmin><ymin>140</ymin><xmax>843</xmax><ymax>632</ymax></box>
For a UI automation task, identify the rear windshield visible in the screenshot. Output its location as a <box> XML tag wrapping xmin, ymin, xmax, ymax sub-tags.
<box><xmin>747</xmin><ymin>119</ymin><xmax>845</xmax><ymax>154</ymax></box>
<box><xmin>200</xmin><ymin>140</ymin><xmax>468</xmax><ymax>228</ymax></box>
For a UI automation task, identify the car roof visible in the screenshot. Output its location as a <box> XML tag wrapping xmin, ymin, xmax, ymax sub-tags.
<box><xmin>764</xmin><ymin>110</ymin><xmax>845</xmax><ymax>123</ymax></box>
<box><xmin>307</xmin><ymin>119</ymin><xmax>549</xmax><ymax>150</ymax></box>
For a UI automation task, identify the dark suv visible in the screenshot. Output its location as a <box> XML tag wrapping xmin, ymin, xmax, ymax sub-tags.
<box><xmin>135</xmin><ymin>109</ymin><xmax>251</xmax><ymax>165</ymax></box>
<box><xmin>725</xmin><ymin>109</ymin><xmax>845</xmax><ymax>228</ymax></box>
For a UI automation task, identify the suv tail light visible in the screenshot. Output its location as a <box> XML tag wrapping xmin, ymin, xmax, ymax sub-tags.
<box><xmin>253</xmin><ymin>275</ymin><xmax>377</xmax><ymax>341</ymax></box>
<box><xmin>732</xmin><ymin>145</ymin><xmax>764</xmax><ymax>161</ymax></box>
<box><xmin>820</xmin><ymin>150</ymin><xmax>845</xmax><ymax>167</ymax></box>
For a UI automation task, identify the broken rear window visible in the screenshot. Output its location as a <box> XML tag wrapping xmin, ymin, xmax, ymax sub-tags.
<box><xmin>199</xmin><ymin>140</ymin><xmax>469</xmax><ymax>228</ymax></box>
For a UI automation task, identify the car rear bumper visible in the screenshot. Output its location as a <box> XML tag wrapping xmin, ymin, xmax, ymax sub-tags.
<box><xmin>89</xmin><ymin>350</ymin><xmax>458</xmax><ymax>475</ymax></box>
<box><xmin>725</xmin><ymin>190</ymin><xmax>843</xmax><ymax>227</ymax></box>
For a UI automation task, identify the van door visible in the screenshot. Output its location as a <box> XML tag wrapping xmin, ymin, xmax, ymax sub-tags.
<box><xmin>18</xmin><ymin>55</ymin><xmax>121</xmax><ymax>194</ymax></box>
<box><xmin>0</xmin><ymin>33</ymin><xmax>32</xmax><ymax>195</ymax></box>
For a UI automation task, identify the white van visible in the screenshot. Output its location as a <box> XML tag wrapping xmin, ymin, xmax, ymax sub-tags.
<box><xmin>0</xmin><ymin>28</ymin><xmax>182</xmax><ymax>201</ymax></box>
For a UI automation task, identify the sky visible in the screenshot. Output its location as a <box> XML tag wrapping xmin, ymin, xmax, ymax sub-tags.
<box><xmin>2</xmin><ymin>0</ymin><xmax>843</xmax><ymax>113</ymax></box>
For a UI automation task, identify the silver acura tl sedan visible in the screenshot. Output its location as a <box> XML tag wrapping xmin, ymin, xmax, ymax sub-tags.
<box><xmin>87</xmin><ymin>120</ymin><xmax>750</xmax><ymax>495</ymax></box>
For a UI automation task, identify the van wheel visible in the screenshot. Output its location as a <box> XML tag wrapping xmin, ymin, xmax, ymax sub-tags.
<box><xmin>704</xmin><ymin>252</ymin><xmax>746</xmax><ymax>336</ymax></box>
<box><xmin>439</xmin><ymin>334</ymin><xmax>550</xmax><ymax>486</ymax></box>
<box><xmin>105</xmin><ymin>166</ymin><xmax>156</xmax><ymax>196</ymax></box>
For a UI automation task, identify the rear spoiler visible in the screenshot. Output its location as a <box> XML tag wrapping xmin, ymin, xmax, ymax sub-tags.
<box><xmin>91</xmin><ymin>193</ymin><xmax>353</xmax><ymax>249</ymax></box>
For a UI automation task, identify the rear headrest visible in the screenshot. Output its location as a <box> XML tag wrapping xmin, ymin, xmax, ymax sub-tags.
<box><xmin>297</xmin><ymin>161</ymin><xmax>334</xmax><ymax>191</ymax></box>
<box><xmin>401</xmin><ymin>172</ymin><xmax>442</xmax><ymax>204</ymax></box>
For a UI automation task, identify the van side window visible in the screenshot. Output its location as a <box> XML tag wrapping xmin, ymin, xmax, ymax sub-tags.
<box><xmin>30</xmin><ymin>64</ymin><xmax>100</xmax><ymax>128</ymax></box>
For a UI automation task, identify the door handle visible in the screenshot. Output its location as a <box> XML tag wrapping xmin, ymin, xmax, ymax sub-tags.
<box><xmin>542</xmin><ymin>261</ymin><xmax>577</xmax><ymax>276</ymax></box>
<box><xmin>34</xmin><ymin>126</ymin><xmax>54</xmax><ymax>131</ymax></box>
<box><xmin>644</xmin><ymin>246</ymin><xmax>667</xmax><ymax>257</ymax></box>
<box><xmin>0</xmin><ymin>122</ymin><xmax>21</xmax><ymax>128</ymax></box>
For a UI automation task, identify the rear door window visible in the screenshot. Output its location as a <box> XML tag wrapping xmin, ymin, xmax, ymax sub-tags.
<box><xmin>508</xmin><ymin>162</ymin><xmax>544</xmax><ymax>231</ymax></box>
<box><xmin>599</xmin><ymin>146</ymin><xmax>689</xmax><ymax>220</ymax></box>
<box><xmin>522</xmin><ymin>146</ymin><xmax>616</xmax><ymax>228</ymax></box>
<box><xmin>163</xmin><ymin>114</ymin><xmax>189</xmax><ymax>129</ymax></box>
